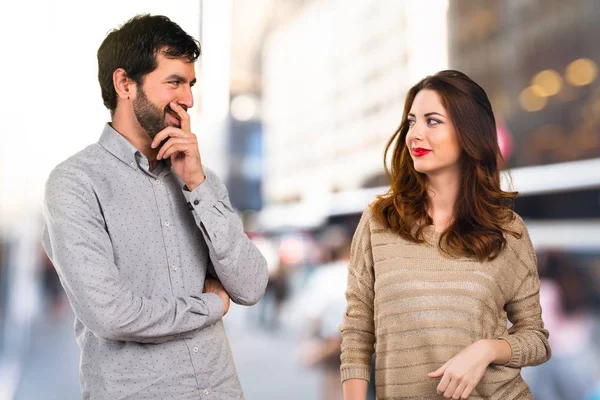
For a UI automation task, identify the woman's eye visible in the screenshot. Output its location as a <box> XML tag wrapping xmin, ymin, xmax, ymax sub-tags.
<box><xmin>427</xmin><ymin>118</ymin><xmax>440</xmax><ymax>125</ymax></box>
<box><xmin>407</xmin><ymin>119</ymin><xmax>416</xmax><ymax>127</ymax></box>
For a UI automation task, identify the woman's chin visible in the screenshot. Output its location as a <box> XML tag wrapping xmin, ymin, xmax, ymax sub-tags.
<box><xmin>412</xmin><ymin>162</ymin><xmax>431</xmax><ymax>174</ymax></box>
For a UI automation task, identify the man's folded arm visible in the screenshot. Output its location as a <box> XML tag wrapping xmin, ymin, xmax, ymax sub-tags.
<box><xmin>184</xmin><ymin>168</ymin><xmax>269</xmax><ymax>306</ymax></box>
<box><xmin>42</xmin><ymin>167</ymin><xmax>223</xmax><ymax>344</ymax></box>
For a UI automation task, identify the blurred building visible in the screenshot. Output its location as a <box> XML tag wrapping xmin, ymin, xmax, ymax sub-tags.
<box><xmin>224</xmin><ymin>0</ymin><xmax>311</xmax><ymax>211</ymax></box>
<box><xmin>261</xmin><ymin>0</ymin><xmax>449</xmax><ymax>228</ymax></box>
<box><xmin>449</xmin><ymin>0</ymin><xmax>600</xmax><ymax>169</ymax></box>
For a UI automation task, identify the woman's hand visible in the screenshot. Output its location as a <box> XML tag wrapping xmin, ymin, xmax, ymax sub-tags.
<box><xmin>427</xmin><ymin>340</ymin><xmax>495</xmax><ymax>399</ymax></box>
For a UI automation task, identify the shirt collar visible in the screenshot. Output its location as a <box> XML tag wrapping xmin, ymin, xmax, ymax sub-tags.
<box><xmin>98</xmin><ymin>123</ymin><xmax>171</xmax><ymax>175</ymax></box>
<box><xmin>98</xmin><ymin>123</ymin><xmax>139</xmax><ymax>168</ymax></box>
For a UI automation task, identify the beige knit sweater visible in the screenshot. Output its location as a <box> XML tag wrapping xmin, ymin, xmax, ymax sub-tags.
<box><xmin>340</xmin><ymin>208</ymin><xmax>551</xmax><ymax>400</ymax></box>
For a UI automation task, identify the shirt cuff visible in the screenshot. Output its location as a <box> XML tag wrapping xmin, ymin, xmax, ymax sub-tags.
<box><xmin>182</xmin><ymin>173</ymin><xmax>219</xmax><ymax>214</ymax></box>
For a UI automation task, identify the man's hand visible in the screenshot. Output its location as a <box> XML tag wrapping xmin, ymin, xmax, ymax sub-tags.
<box><xmin>203</xmin><ymin>279</ymin><xmax>230</xmax><ymax>316</ymax></box>
<box><xmin>427</xmin><ymin>340</ymin><xmax>494</xmax><ymax>399</ymax></box>
<box><xmin>151</xmin><ymin>102</ymin><xmax>205</xmax><ymax>190</ymax></box>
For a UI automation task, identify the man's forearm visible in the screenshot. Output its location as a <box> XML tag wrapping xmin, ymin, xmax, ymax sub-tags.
<box><xmin>184</xmin><ymin>169</ymin><xmax>269</xmax><ymax>305</ymax></box>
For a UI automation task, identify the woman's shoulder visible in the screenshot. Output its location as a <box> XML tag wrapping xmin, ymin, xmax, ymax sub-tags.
<box><xmin>501</xmin><ymin>210</ymin><xmax>532</xmax><ymax>243</ymax></box>
<box><xmin>359</xmin><ymin>205</ymin><xmax>420</xmax><ymax>246</ymax></box>
<box><xmin>352</xmin><ymin>206</ymin><xmax>393</xmax><ymax>244</ymax></box>
<box><xmin>501</xmin><ymin>210</ymin><xmax>537</xmax><ymax>269</ymax></box>
<box><xmin>502</xmin><ymin>210</ymin><xmax>527</xmax><ymax>232</ymax></box>
<box><xmin>359</xmin><ymin>205</ymin><xmax>379</xmax><ymax>229</ymax></box>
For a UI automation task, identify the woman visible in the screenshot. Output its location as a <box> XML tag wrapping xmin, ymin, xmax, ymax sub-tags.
<box><xmin>340</xmin><ymin>70</ymin><xmax>551</xmax><ymax>399</ymax></box>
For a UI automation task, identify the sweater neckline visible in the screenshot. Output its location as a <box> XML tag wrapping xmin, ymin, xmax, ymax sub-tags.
<box><xmin>422</xmin><ymin>226</ymin><xmax>443</xmax><ymax>246</ymax></box>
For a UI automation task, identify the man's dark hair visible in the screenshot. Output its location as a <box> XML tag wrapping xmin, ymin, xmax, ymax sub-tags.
<box><xmin>97</xmin><ymin>14</ymin><xmax>201</xmax><ymax>112</ymax></box>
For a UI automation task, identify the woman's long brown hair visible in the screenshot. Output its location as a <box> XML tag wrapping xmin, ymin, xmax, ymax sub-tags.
<box><xmin>371</xmin><ymin>70</ymin><xmax>520</xmax><ymax>261</ymax></box>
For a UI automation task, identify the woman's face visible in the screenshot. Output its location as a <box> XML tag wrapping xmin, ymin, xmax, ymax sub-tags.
<box><xmin>405</xmin><ymin>89</ymin><xmax>462</xmax><ymax>178</ymax></box>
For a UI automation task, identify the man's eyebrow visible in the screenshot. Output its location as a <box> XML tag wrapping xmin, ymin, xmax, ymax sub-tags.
<box><xmin>165</xmin><ymin>74</ymin><xmax>196</xmax><ymax>85</ymax></box>
<box><xmin>165</xmin><ymin>74</ymin><xmax>184</xmax><ymax>81</ymax></box>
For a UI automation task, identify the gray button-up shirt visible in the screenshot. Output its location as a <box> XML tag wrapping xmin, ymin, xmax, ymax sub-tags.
<box><xmin>41</xmin><ymin>124</ymin><xmax>268</xmax><ymax>399</ymax></box>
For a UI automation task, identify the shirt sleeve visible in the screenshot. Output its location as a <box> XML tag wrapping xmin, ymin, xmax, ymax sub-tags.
<box><xmin>182</xmin><ymin>167</ymin><xmax>268</xmax><ymax>306</ymax></box>
<box><xmin>339</xmin><ymin>208</ymin><xmax>376</xmax><ymax>383</ymax></box>
<box><xmin>498</xmin><ymin>216</ymin><xmax>552</xmax><ymax>367</ymax></box>
<box><xmin>42</xmin><ymin>166</ymin><xmax>224</xmax><ymax>344</ymax></box>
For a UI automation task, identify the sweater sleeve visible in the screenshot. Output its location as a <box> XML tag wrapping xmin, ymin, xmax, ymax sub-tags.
<box><xmin>498</xmin><ymin>215</ymin><xmax>551</xmax><ymax>368</ymax></box>
<box><xmin>339</xmin><ymin>208</ymin><xmax>376</xmax><ymax>382</ymax></box>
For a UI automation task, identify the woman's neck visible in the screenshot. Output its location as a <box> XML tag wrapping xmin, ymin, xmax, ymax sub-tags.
<box><xmin>426</xmin><ymin>170</ymin><xmax>460</xmax><ymax>231</ymax></box>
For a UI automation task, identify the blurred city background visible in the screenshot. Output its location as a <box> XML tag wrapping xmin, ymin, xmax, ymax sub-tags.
<box><xmin>1</xmin><ymin>0</ymin><xmax>599</xmax><ymax>399</ymax></box>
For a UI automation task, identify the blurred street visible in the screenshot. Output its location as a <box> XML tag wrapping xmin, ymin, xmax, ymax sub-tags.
<box><xmin>14</xmin><ymin>309</ymin><xmax>79</xmax><ymax>400</ymax></box>
<box><xmin>13</xmin><ymin>303</ymin><xmax>320</xmax><ymax>400</ymax></box>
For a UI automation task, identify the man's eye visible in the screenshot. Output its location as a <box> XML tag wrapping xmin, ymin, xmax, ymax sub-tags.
<box><xmin>168</xmin><ymin>81</ymin><xmax>180</xmax><ymax>87</ymax></box>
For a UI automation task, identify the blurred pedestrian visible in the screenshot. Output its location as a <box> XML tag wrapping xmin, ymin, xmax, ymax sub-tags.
<box><xmin>522</xmin><ymin>251</ymin><xmax>600</xmax><ymax>400</ymax></box>
<box><xmin>41</xmin><ymin>14</ymin><xmax>268</xmax><ymax>399</ymax></box>
<box><xmin>260</xmin><ymin>257</ymin><xmax>291</xmax><ymax>331</ymax></box>
<box><xmin>340</xmin><ymin>70</ymin><xmax>551</xmax><ymax>399</ymax></box>
<box><xmin>299</xmin><ymin>225</ymin><xmax>350</xmax><ymax>400</ymax></box>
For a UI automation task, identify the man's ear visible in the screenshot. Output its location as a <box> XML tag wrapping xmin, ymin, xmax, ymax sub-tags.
<box><xmin>113</xmin><ymin>68</ymin><xmax>136</xmax><ymax>101</ymax></box>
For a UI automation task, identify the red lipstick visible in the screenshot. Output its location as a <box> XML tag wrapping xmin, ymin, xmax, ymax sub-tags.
<box><xmin>412</xmin><ymin>147</ymin><xmax>432</xmax><ymax>157</ymax></box>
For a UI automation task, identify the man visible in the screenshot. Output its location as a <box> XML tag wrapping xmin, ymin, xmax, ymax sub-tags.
<box><xmin>41</xmin><ymin>14</ymin><xmax>268</xmax><ymax>399</ymax></box>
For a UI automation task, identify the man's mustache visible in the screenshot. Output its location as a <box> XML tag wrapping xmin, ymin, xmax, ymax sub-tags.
<box><xmin>165</xmin><ymin>104</ymin><xmax>187</xmax><ymax>119</ymax></box>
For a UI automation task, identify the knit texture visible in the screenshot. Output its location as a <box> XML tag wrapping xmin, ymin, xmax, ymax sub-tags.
<box><xmin>340</xmin><ymin>208</ymin><xmax>551</xmax><ymax>400</ymax></box>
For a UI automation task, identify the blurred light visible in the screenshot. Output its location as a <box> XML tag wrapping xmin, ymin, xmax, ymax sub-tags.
<box><xmin>530</xmin><ymin>84</ymin><xmax>549</xmax><ymax>97</ymax></box>
<box><xmin>519</xmin><ymin>86</ymin><xmax>548</xmax><ymax>112</ymax></box>
<box><xmin>496</xmin><ymin>120</ymin><xmax>513</xmax><ymax>160</ymax></box>
<box><xmin>231</xmin><ymin>94</ymin><xmax>260</xmax><ymax>121</ymax></box>
<box><xmin>566</xmin><ymin>58</ymin><xmax>598</xmax><ymax>86</ymax></box>
<box><xmin>532</xmin><ymin>70</ymin><xmax>562</xmax><ymax>97</ymax></box>
<box><xmin>279</xmin><ymin>236</ymin><xmax>304</xmax><ymax>264</ymax></box>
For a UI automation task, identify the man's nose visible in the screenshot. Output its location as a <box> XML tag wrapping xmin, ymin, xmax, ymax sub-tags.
<box><xmin>177</xmin><ymin>86</ymin><xmax>194</xmax><ymax>109</ymax></box>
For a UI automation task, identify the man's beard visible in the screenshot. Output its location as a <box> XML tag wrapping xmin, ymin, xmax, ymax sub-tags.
<box><xmin>133</xmin><ymin>86</ymin><xmax>180</xmax><ymax>140</ymax></box>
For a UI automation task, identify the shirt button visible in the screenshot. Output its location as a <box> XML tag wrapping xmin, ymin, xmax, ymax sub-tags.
<box><xmin>204</xmin><ymin>389</ymin><xmax>210</xmax><ymax>395</ymax></box>
<box><xmin>164</xmin><ymin>221</ymin><xmax>170</xmax><ymax>227</ymax></box>
<box><xmin>193</xmin><ymin>199</ymin><xmax>200</xmax><ymax>205</ymax></box>
<box><xmin>155</xmin><ymin>179</ymin><xmax>162</xmax><ymax>185</ymax></box>
<box><xmin>193</xmin><ymin>346</ymin><xmax>199</xmax><ymax>353</ymax></box>
<box><xmin>171</xmin><ymin>265</ymin><xmax>178</xmax><ymax>271</ymax></box>
<box><xmin>130</xmin><ymin>162</ymin><xmax>136</xmax><ymax>168</ymax></box>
